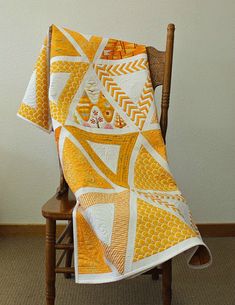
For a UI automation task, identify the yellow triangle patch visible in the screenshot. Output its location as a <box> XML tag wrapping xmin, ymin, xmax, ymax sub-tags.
<box><xmin>65</xmin><ymin>126</ymin><xmax>138</xmax><ymax>188</ymax></box>
<box><xmin>76</xmin><ymin>211</ymin><xmax>111</xmax><ymax>274</ymax></box>
<box><xmin>142</xmin><ymin>129</ymin><xmax>167</xmax><ymax>160</ymax></box>
<box><xmin>133</xmin><ymin>199</ymin><xmax>197</xmax><ymax>262</ymax></box>
<box><xmin>62</xmin><ymin>138</ymin><xmax>113</xmax><ymax>192</ymax></box>
<box><xmin>79</xmin><ymin>191</ymin><xmax>130</xmax><ymax>274</ymax></box>
<box><xmin>51</xmin><ymin>25</ymin><xmax>81</xmax><ymax>57</ymax></box>
<box><xmin>64</xmin><ymin>28</ymin><xmax>102</xmax><ymax>62</ymax></box>
<box><xmin>49</xmin><ymin>61</ymin><xmax>89</xmax><ymax>124</ymax></box>
<box><xmin>134</xmin><ymin>146</ymin><xmax>177</xmax><ymax>191</ymax></box>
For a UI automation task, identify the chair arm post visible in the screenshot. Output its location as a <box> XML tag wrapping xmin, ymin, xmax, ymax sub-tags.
<box><xmin>160</xmin><ymin>23</ymin><xmax>175</xmax><ymax>143</ymax></box>
<box><xmin>56</xmin><ymin>157</ymin><xmax>69</xmax><ymax>199</ymax></box>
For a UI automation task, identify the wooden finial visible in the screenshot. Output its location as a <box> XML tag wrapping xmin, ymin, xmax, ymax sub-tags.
<box><xmin>167</xmin><ymin>23</ymin><xmax>175</xmax><ymax>30</ymax></box>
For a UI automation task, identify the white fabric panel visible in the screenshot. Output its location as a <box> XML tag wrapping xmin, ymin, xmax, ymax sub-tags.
<box><xmin>85</xmin><ymin>203</ymin><xmax>115</xmax><ymax>246</ymax></box>
<box><xmin>113</xmin><ymin>70</ymin><xmax>147</xmax><ymax>103</ymax></box>
<box><xmin>22</xmin><ymin>70</ymin><xmax>36</xmax><ymax>107</ymax></box>
<box><xmin>87</xmin><ymin>140</ymin><xmax>120</xmax><ymax>174</ymax></box>
<box><xmin>49</xmin><ymin>72</ymin><xmax>70</xmax><ymax>102</ymax></box>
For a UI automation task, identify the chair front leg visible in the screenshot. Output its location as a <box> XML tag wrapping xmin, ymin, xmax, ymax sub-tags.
<box><xmin>64</xmin><ymin>221</ymin><xmax>74</xmax><ymax>279</ymax></box>
<box><xmin>45</xmin><ymin>219</ymin><xmax>56</xmax><ymax>305</ymax></box>
<box><xmin>162</xmin><ymin>259</ymin><xmax>172</xmax><ymax>305</ymax></box>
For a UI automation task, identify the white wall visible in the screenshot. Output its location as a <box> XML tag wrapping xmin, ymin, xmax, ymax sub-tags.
<box><xmin>0</xmin><ymin>0</ymin><xmax>234</xmax><ymax>224</ymax></box>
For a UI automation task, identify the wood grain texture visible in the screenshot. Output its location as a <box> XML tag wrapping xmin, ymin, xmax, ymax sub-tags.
<box><xmin>45</xmin><ymin>219</ymin><xmax>56</xmax><ymax>305</ymax></box>
<box><xmin>197</xmin><ymin>223</ymin><xmax>235</xmax><ymax>237</ymax></box>
<box><xmin>160</xmin><ymin>23</ymin><xmax>175</xmax><ymax>143</ymax></box>
<box><xmin>162</xmin><ymin>260</ymin><xmax>172</xmax><ymax>305</ymax></box>
<box><xmin>42</xmin><ymin>192</ymin><xmax>76</xmax><ymax>220</ymax></box>
<box><xmin>1</xmin><ymin>223</ymin><xmax>234</xmax><ymax>237</ymax></box>
<box><xmin>146</xmin><ymin>47</ymin><xmax>165</xmax><ymax>88</ymax></box>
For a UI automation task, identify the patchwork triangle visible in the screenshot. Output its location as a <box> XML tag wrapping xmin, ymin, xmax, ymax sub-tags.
<box><xmin>22</xmin><ymin>70</ymin><xmax>36</xmax><ymax>107</ymax></box>
<box><xmin>134</xmin><ymin>146</ymin><xmax>177</xmax><ymax>191</ymax></box>
<box><xmin>64</xmin><ymin>27</ymin><xmax>102</xmax><ymax>62</ymax></box>
<box><xmin>51</xmin><ymin>25</ymin><xmax>81</xmax><ymax>57</ymax></box>
<box><xmin>75</xmin><ymin>84</ymin><xmax>115</xmax><ymax>124</ymax></box>
<box><xmin>65</xmin><ymin>126</ymin><xmax>138</xmax><ymax>187</ymax></box>
<box><xmin>49</xmin><ymin>72</ymin><xmax>70</xmax><ymax>103</ymax></box>
<box><xmin>94</xmin><ymin>61</ymin><xmax>153</xmax><ymax>130</ymax></box>
<box><xmin>78</xmin><ymin>191</ymin><xmax>130</xmax><ymax>274</ymax></box>
<box><xmin>62</xmin><ymin>138</ymin><xmax>113</xmax><ymax>192</ymax></box>
<box><xmin>85</xmin><ymin>203</ymin><xmax>115</xmax><ymax>246</ymax></box>
<box><xmin>134</xmin><ymin>199</ymin><xmax>197</xmax><ymax>262</ymax></box>
<box><xmin>87</xmin><ymin>141</ymin><xmax>120</xmax><ymax>174</ymax></box>
<box><xmin>76</xmin><ymin>211</ymin><xmax>111</xmax><ymax>274</ymax></box>
<box><xmin>142</xmin><ymin>129</ymin><xmax>167</xmax><ymax>160</ymax></box>
<box><xmin>49</xmin><ymin>61</ymin><xmax>89</xmax><ymax>124</ymax></box>
<box><xmin>113</xmin><ymin>70</ymin><xmax>147</xmax><ymax>103</ymax></box>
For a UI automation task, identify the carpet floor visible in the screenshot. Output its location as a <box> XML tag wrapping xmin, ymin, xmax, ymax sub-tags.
<box><xmin>0</xmin><ymin>237</ymin><xmax>234</xmax><ymax>305</ymax></box>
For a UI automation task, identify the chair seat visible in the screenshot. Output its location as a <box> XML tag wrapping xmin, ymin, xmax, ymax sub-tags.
<box><xmin>42</xmin><ymin>191</ymin><xmax>76</xmax><ymax>220</ymax></box>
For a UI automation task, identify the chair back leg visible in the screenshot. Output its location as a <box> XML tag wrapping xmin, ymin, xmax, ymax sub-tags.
<box><xmin>45</xmin><ymin>219</ymin><xmax>56</xmax><ymax>305</ymax></box>
<box><xmin>162</xmin><ymin>259</ymin><xmax>172</xmax><ymax>305</ymax></box>
<box><xmin>151</xmin><ymin>266</ymin><xmax>160</xmax><ymax>281</ymax></box>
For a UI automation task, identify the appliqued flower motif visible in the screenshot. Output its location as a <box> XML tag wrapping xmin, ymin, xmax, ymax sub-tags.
<box><xmin>89</xmin><ymin>109</ymin><xmax>104</xmax><ymax>128</ymax></box>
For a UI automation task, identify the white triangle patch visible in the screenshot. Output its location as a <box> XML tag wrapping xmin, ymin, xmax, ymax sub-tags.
<box><xmin>87</xmin><ymin>140</ymin><xmax>120</xmax><ymax>174</ymax></box>
<box><xmin>85</xmin><ymin>203</ymin><xmax>114</xmax><ymax>246</ymax></box>
<box><xmin>113</xmin><ymin>69</ymin><xmax>147</xmax><ymax>103</ymax></box>
<box><xmin>84</xmin><ymin>77</ymin><xmax>100</xmax><ymax>104</ymax></box>
<box><xmin>22</xmin><ymin>70</ymin><xmax>36</xmax><ymax>107</ymax></box>
<box><xmin>49</xmin><ymin>72</ymin><xmax>70</xmax><ymax>103</ymax></box>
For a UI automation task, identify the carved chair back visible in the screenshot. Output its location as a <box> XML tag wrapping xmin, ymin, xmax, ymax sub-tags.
<box><xmin>147</xmin><ymin>23</ymin><xmax>175</xmax><ymax>142</ymax></box>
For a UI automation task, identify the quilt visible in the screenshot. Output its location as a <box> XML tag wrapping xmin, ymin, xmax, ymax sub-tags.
<box><xmin>17</xmin><ymin>24</ymin><xmax>211</xmax><ymax>283</ymax></box>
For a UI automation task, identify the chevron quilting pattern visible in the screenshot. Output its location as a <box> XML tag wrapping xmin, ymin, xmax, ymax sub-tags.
<box><xmin>104</xmin><ymin>58</ymin><xmax>148</xmax><ymax>76</ymax></box>
<box><xmin>137</xmin><ymin>76</ymin><xmax>154</xmax><ymax>115</ymax></box>
<box><xmin>95</xmin><ymin>64</ymin><xmax>147</xmax><ymax>129</ymax></box>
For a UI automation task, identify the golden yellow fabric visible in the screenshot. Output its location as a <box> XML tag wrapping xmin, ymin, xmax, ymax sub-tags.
<box><xmin>134</xmin><ymin>199</ymin><xmax>197</xmax><ymax>261</ymax></box>
<box><xmin>18</xmin><ymin>38</ymin><xmax>51</xmax><ymax>131</ymax></box>
<box><xmin>134</xmin><ymin>146</ymin><xmax>177</xmax><ymax>191</ymax></box>
<box><xmin>77</xmin><ymin>211</ymin><xmax>111</xmax><ymax>274</ymax></box>
<box><xmin>63</xmin><ymin>138</ymin><xmax>113</xmax><ymax>192</ymax></box>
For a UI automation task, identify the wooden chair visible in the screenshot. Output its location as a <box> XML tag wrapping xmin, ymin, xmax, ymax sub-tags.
<box><xmin>42</xmin><ymin>23</ymin><xmax>175</xmax><ymax>305</ymax></box>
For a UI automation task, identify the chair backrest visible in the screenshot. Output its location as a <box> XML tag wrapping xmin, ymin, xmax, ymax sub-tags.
<box><xmin>147</xmin><ymin>23</ymin><xmax>175</xmax><ymax>142</ymax></box>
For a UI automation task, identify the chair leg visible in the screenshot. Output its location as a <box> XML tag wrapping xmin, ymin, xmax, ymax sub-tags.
<box><xmin>152</xmin><ymin>266</ymin><xmax>160</xmax><ymax>281</ymax></box>
<box><xmin>45</xmin><ymin>219</ymin><xmax>56</xmax><ymax>305</ymax></box>
<box><xmin>162</xmin><ymin>259</ymin><xmax>172</xmax><ymax>305</ymax></box>
<box><xmin>64</xmin><ymin>221</ymin><xmax>74</xmax><ymax>279</ymax></box>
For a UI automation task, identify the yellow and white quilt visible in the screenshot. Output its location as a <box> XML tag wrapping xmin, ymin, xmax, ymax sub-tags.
<box><xmin>18</xmin><ymin>25</ymin><xmax>211</xmax><ymax>283</ymax></box>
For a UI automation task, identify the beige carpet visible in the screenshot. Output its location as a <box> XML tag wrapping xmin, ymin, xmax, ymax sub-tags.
<box><xmin>0</xmin><ymin>237</ymin><xmax>234</xmax><ymax>305</ymax></box>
